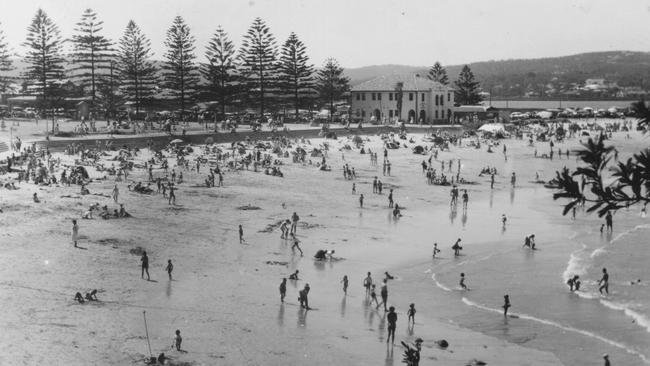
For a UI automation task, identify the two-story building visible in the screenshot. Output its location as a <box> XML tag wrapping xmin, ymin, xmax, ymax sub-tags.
<box><xmin>350</xmin><ymin>74</ymin><xmax>454</xmax><ymax>124</ymax></box>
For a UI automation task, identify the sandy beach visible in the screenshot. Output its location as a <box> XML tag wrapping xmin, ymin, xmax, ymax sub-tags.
<box><xmin>1</xmin><ymin>120</ymin><xmax>648</xmax><ymax>365</ymax></box>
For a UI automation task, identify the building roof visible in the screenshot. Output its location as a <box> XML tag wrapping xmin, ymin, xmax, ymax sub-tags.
<box><xmin>351</xmin><ymin>74</ymin><xmax>451</xmax><ymax>92</ymax></box>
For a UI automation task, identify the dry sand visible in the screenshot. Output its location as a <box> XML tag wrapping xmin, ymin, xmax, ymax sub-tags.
<box><xmin>0</xmin><ymin>130</ymin><xmax>577</xmax><ymax>365</ymax></box>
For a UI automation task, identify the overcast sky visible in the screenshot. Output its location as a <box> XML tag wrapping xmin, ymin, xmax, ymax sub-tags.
<box><xmin>2</xmin><ymin>0</ymin><xmax>650</xmax><ymax>68</ymax></box>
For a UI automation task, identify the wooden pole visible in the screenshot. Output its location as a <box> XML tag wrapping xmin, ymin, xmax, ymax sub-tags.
<box><xmin>143</xmin><ymin>311</ymin><xmax>153</xmax><ymax>358</ymax></box>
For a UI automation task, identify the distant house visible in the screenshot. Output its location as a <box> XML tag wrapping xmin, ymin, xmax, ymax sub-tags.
<box><xmin>350</xmin><ymin>74</ymin><xmax>454</xmax><ymax>124</ymax></box>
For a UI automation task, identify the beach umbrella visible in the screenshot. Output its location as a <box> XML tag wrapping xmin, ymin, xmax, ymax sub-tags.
<box><xmin>170</xmin><ymin>139</ymin><xmax>184</xmax><ymax>144</ymax></box>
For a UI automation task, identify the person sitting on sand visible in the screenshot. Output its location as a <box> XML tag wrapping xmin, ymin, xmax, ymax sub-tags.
<box><xmin>289</xmin><ymin>270</ymin><xmax>299</xmax><ymax>280</ymax></box>
<box><xmin>33</xmin><ymin>193</ymin><xmax>40</xmax><ymax>203</ymax></box>
<box><xmin>118</xmin><ymin>204</ymin><xmax>131</xmax><ymax>218</ymax></box>
<box><xmin>80</xmin><ymin>184</ymin><xmax>90</xmax><ymax>195</ymax></box>
<box><xmin>82</xmin><ymin>205</ymin><xmax>95</xmax><ymax>219</ymax></box>
<box><xmin>392</xmin><ymin>204</ymin><xmax>402</xmax><ymax>218</ymax></box>
<box><xmin>100</xmin><ymin>205</ymin><xmax>110</xmax><ymax>219</ymax></box>
<box><xmin>74</xmin><ymin>292</ymin><xmax>85</xmax><ymax>304</ymax></box>
<box><xmin>314</xmin><ymin>249</ymin><xmax>334</xmax><ymax>261</ymax></box>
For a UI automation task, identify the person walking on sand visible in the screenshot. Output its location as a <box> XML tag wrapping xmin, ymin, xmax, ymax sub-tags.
<box><xmin>369</xmin><ymin>284</ymin><xmax>380</xmax><ymax>308</ymax></box>
<box><xmin>386</xmin><ymin>306</ymin><xmax>397</xmax><ymax>344</ymax></box>
<box><xmin>363</xmin><ymin>272</ymin><xmax>373</xmax><ymax>296</ymax></box>
<box><xmin>165</xmin><ymin>259</ymin><xmax>173</xmax><ymax>280</ymax></box>
<box><xmin>71</xmin><ymin>219</ymin><xmax>79</xmax><ymax>248</ymax></box>
<box><xmin>503</xmin><ymin>295</ymin><xmax>511</xmax><ymax>317</ymax></box>
<box><xmin>290</xmin><ymin>233</ymin><xmax>303</xmax><ymax>256</ymax></box>
<box><xmin>112</xmin><ymin>184</ymin><xmax>119</xmax><ymax>203</ymax></box>
<box><xmin>279</xmin><ymin>278</ymin><xmax>287</xmax><ymax>302</ymax></box>
<box><xmin>239</xmin><ymin>224</ymin><xmax>244</xmax><ymax>244</ymax></box>
<box><xmin>359</xmin><ymin>194</ymin><xmax>364</xmax><ymax>208</ymax></box>
<box><xmin>603</xmin><ymin>354</ymin><xmax>611</xmax><ymax>366</ymax></box>
<box><xmin>141</xmin><ymin>251</ymin><xmax>150</xmax><ymax>280</ymax></box>
<box><xmin>341</xmin><ymin>275</ymin><xmax>348</xmax><ymax>294</ymax></box>
<box><xmin>599</xmin><ymin>268</ymin><xmax>609</xmax><ymax>295</ymax></box>
<box><xmin>460</xmin><ymin>273</ymin><xmax>469</xmax><ymax>290</ymax></box>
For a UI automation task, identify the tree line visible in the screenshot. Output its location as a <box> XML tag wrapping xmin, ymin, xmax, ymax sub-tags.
<box><xmin>0</xmin><ymin>9</ymin><xmax>350</xmax><ymax>121</ymax></box>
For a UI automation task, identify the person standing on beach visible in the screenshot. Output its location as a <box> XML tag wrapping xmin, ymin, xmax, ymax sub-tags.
<box><xmin>165</xmin><ymin>259</ymin><xmax>174</xmax><ymax>280</ymax></box>
<box><xmin>280</xmin><ymin>220</ymin><xmax>289</xmax><ymax>239</ymax></box>
<box><xmin>605</xmin><ymin>211</ymin><xmax>613</xmax><ymax>232</ymax></box>
<box><xmin>352</xmin><ymin>183</ymin><xmax>356</xmax><ymax>194</ymax></box>
<box><xmin>603</xmin><ymin>354</ymin><xmax>611</xmax><ymax>366</ymax></box>
<box><xmin>239</xmin><ymin>225</ymin><xmax>244</xmax><ymax>244</ymax></box>
<box><xmin>599</xmin><ymin>268</ymin><xmax>609</xmax><ymax>295</ymax></box>
<box><xmin>491</xmin><ymin>173</ymin><xmax>495</xmax><ymax>189</ymax></box>
<box><xmin>511</xmin><ymin>172</ymin><xmax>516</xmax><ymax>187</ymax></box>
<box><xmin>141</xmin><ymin>251</ymin><xmax>150</xmax><ymax>280</ymax></box>
<box><xmin>379</xmin><ymin>279</ymin><xmax>388</xmax><ymax>311</ymax></box>
<box><xmin>462</xmin><ymin>190</ymin><xmax>469</xmax><ymax>210</ymax></box>
<box><xmin>279</xmin><ymin>278</ymin><xmax>287</xmax><ymax>302</ymax></box>
<box><xmin>386</xmin><ymin>306</ymin><xmax>397</xmax><ymax>344</ymax></box>
<box><xmin>452</xmin><ymin>238</ymin><xmax>462</xmax><ymax>256</ymax></box>
<box><xmin>299</xmin><ymin>283</ymin><xmax>310</xmax><ymax>309</ymax></box>
<box><xmin>407</xmin><ymin>303</ymin><xmax>416</xmax><ymax>324</ymax></box>
<box><xmin>172</xmin><ymin>330</ymin><xmax>182</xmax><ymax>351</ymax></box>
<box><xmin>363</xmin><ymin>272</ymin><xmax>373</xmax><ymax>296</ymax></box>
<box><xmin>112</xmin><ymin>184</ymin><xmax>119</xmax><ymax>203</ymax></box>
<box><xmin>168</xmin><ymin>183</ymin><xmax>176</xmax><ymax>205</ymax></box>
<box><xmin>341</xmin><ymin>275</ymin><xmax>348</xmax><ymax>294</ymax></box>
<box><xmin>359</xmin><ymin>194</ymin><xmax>364</xmax><ymax>208</ymax></box>
<box><xmin>503</xmin><ymin>294</ymin><xmax>511</xmax><ymax>317</ymax></box>
<box><xmin>369</xmin><ymin>284</ymin><xmax>380</xmax><ymax>308</ymax></box>
<box><xmin>290</xmin><ymin>212</ymin><xmax>299</xmax><ymax>235</ymax></box>
<box><xmin>290</xmin><ymin>233</ymin><xmax>303</xmax><ymax>256</ymax></box>
<box><xmin>71</xmin><ymin>219</ymin><xmax>79</xmax><ymax>248</ymax></box>
<box><xmin>388</xmin><ymin>189</ymin><xmax>394</xmax><ymax>208</ymax></box>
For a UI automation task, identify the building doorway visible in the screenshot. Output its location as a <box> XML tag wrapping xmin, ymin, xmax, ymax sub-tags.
<box><xmin>419</xmin><ymin>110</ymin><xmax>426</xmax><ymax>124</ymax></box>
<box><xmin>408</xmin><ymin>109</ymin><xmax>416</xmax><ymax>123</ymax></box>
<box><xmin>373</xmin><ymin>109</ymin><xmax>381</xmax><ymax>121</ymax></box>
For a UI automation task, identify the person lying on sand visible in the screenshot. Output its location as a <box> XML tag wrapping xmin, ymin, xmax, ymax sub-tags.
<box><xmin>85</xmin><ymin>289</ymin><xmax>98</xmax><ymax>301</ymax></box>
<box><xmin>74</xmin><ymin>292</ymin><xmax>85</xmax><ymax>304</ymax></box>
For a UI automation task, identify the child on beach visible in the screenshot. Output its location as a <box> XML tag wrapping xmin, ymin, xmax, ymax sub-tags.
<box><xmin>432</xmin><ymin>243</ymin><xmax>440</xmax><ymax>258</ymax></box>
<box><xmin>172</xmin><ymin>330</ymin><xmax>182</xmax><ymax>351</ymax></box>
<box><xmin>460</xmin><ymin>273</ymin><xmax>469</xmax><ymax>290</ymax></box>
<box><xmin>452</xmin><ymin>238</ymin><xmax>462</xmax><ymax>256</ymax></box>
<box><xmin>407</xmin><ymin>303</ymin><xmax>416</xmax><ymax>324</ymax></box>
<box><xmin>165</xmin><ymin>260</ymin><xmax>173</xmax><ymax>280</ymax></box>
<box><xmin>599</xmin><ymin>268</ymin><xmax>609</xmax><ymax>295</ymax></box>
<box><xmin>341</xmin><ymin>275</ymin><xmax>348</xmax><ymax>294</ymax></box>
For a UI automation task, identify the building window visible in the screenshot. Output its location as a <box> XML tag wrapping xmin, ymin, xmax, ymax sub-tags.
<box><xmin>421</xmin><ymin>93</ymin><xmax>424</xmax><ymax>102</ymax></box>
<box><xmin>371</xmin><ymin>93</ymin><xmax>376</xmax><ymax>101</ymax></box>
<box><xmin>356</xmin><ymin>109</ymin><xmax>361</xmax><ymax>117</ymax></box>
<box><xmin>447</xmin><ymin>93</ymin><xmax>450</xmax><ymax>102</ymax></box>
<box><xmin>440</xmin><ymin>95</ymin><xmax>444</xmax><ymax>106</ymax></box>
<box><xmin>378</xmin><ymin>93</ymin><xmax>382</xmax><ymax>101</ymax></box>
<box><xmin>435</xmin><ymin>95</ymin><xmax>438</xmax><ymax>106</ymax></box>
<box><xmin>362</xmin><ymin>110</ymin><xmax>366</xmax><ymax>117</ymax></box>
<box><xmin>389</xmin><ymin>93</ymin><xmax>393</xmax><ymax>101</ymax></box>
<box><xmin>362</xmin><ymin>94</ymin><xmax>366</xmax><ymax>101</ymax></box>
<box><xmin>389</xmin><ymin>110</ymin><xmax>393</xmax><ymax>118</ymax></box>
<box><xmin>409</xmin><ymin>93</ymin><xmax>413</xmax><ymax>101</ymax></box>
<box><xmin>441</xmin><ymin>110</ymin><xmax>444</xmax><ymax>119</ymax></box>
<box><xmin>435</xmin><ymin>110</ymin><xmax>439</xmax><ymax>119</ymax></box>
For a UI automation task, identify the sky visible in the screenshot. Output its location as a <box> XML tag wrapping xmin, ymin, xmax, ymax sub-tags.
<box><xmin>1</xmin><ymin>0</ymin><xmax>650</xmax><ymax>68</ymax></box>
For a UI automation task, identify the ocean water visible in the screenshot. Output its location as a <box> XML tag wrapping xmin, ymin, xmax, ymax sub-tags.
<box><xmin>488</xmin><ymin>100</ymin><xmax>636</xmax><ymax>110</ymax></box>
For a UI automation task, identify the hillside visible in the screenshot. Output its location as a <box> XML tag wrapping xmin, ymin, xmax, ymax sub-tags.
<box><xmin>344</xmin><ymin>51</ymin><xmax>650</xmax><ymax>98</ymax></box>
